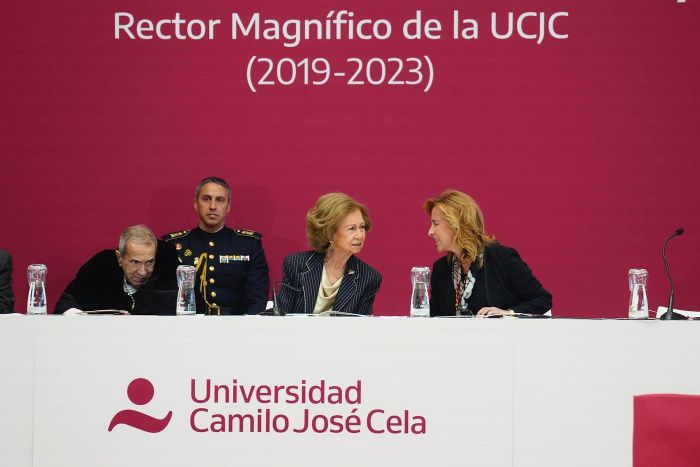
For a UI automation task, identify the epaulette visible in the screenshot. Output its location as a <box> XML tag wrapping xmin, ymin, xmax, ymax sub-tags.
<box><xmin>163</xmin><ymin>230</ymin><xmax>190</xmax><ymax>242</ymax></box>
<box><xmin>234</xmin><ymin>229</ymin><xmax>262</xmax><ymax>240</ymax></box>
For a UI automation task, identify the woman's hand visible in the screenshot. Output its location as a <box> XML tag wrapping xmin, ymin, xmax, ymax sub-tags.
<box><xmin>476</xmin><ymin>307</ymin><xmax>514</xmax><ymax>317</ymax></box>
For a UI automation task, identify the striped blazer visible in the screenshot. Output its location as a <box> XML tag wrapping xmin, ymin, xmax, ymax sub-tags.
<box><xmin>279</xmin><ymin>251</ymin><xmax>382</xmax><ymax>315</ymax></box>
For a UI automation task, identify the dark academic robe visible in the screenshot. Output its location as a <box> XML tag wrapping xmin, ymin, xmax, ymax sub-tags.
<box><xmin>54</xmin><ymin>240</ymin><xmax>179</xmax><ymax>314</ymax></box>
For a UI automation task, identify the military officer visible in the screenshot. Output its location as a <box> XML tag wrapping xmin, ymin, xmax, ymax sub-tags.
<box><xmin>164</xmin><ymin>177</ymin><xmax>270</xmax><ymax>315</ymax></box>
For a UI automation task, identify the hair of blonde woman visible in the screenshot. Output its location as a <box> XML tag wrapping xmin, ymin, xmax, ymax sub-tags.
<box><xmin>306</xmin><ymin>193</ymin><xmax>373</xmax><ymax>252</ymax></box>
<box><xmin>423</xmin><ymin>190</ymin><xmax>497</xmax><ymax>267</ymax></box>
<box><xmin>118</xmin><ymin>225</ymin><xmax>157</xmax><ymax>256</ymax></box>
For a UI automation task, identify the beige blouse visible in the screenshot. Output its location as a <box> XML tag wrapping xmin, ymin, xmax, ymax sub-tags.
<box><xmin>313</xmin><ymin>267</ymin><xmax>344</xmax><ymax>314</ymax></box>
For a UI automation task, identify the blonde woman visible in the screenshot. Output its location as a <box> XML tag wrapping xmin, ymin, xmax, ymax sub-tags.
<box><xmin>279</xmin><ymin>193</ymin><xmax>381</xmax><ymax>315</ymax></box>
<box><xmin>425</xmin><ymin>190</ymin><xmax>551</xmax><ymax>316</ymax></box>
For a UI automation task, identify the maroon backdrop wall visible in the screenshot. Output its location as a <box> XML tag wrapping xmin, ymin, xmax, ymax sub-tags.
<box><xmin>2</xmin><ymin>1</ymin><xmax>698</xmax><ymax>316</ymax></box>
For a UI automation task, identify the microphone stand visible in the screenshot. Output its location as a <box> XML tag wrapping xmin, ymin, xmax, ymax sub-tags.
<box><xmin>261</xmin><ymin>281</ymin><xmax>303</xmax><ymax>316</ymax></box>
<box><xmin>662</xmin><ymin>228</ymin><xmax>684</xmax><ymax>320</ymax></box>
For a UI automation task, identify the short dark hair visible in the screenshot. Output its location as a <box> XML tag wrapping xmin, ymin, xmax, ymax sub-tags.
<box><xmin>195</xmin><ymin>177</ymin><xmax>231</xmax><ymax>200</ymax></box>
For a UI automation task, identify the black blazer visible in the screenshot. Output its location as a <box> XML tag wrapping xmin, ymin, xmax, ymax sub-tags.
<box><xmin>430</xmin><ymin>243</ymin><xmax>552</xmax><ymax>316</ymax></box>
<box><xmin>279</xmin><ymin>251</ymin><xmax>382</xmax><ymax>315</ymax></box>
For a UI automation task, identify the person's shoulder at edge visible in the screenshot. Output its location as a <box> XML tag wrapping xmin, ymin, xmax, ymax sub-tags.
<box><xmin>0</xmin><ymin>249</ymin><xmax>14</xmax><ymax>314</ymax></box>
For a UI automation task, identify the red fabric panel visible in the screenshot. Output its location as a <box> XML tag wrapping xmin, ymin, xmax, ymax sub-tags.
<box><xmin>634</xmin><ymin>394</ymin><xmax>700</xmax><ymax>467</ymax></box>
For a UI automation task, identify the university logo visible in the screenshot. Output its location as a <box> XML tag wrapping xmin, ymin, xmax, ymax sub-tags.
<box><xmin>108</xmin><ymin>378</ymin><xmax>173</xmax><ymax>433</ymax></box>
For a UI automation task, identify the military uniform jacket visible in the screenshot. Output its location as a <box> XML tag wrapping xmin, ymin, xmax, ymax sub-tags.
<box><xmin>54</xmin><ymin>240</ymin><xmax>179</xmax><ymax>314</ymax></box>
<box><xmin>164</xmin><ymin>226</ymin><xmax>270</xmax><ymax>315</ymax></box>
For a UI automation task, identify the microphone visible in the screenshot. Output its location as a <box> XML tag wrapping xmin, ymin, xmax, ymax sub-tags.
<box><xmin>266</xmin><ymin>281</ymin><xmax>303</xmax><ymax>316</ymax></box>
<box><xmin>662</xmin><ymin>228</ymin><xmax>684</xmax><ymax>320</ymax></box>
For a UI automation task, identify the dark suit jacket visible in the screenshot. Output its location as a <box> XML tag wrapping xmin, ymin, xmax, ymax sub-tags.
<box><xmin>279</xmin><ymin>251</ymin><xmax>382</xmax><ymax>315</ymax></box>
<box><xmin>54</xmin><ymin>240</ymin><xmax>179</xmax><ymax>314</ymax></box>
<box><xmin>430</xmin><ymin>243</ymin><xmax>552</xmax><ymax>316</ymax></box>
<box><xmin>0</xmin><ymin>249</ymin><xmax>14</xmax><ymax>313</ymax></box>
